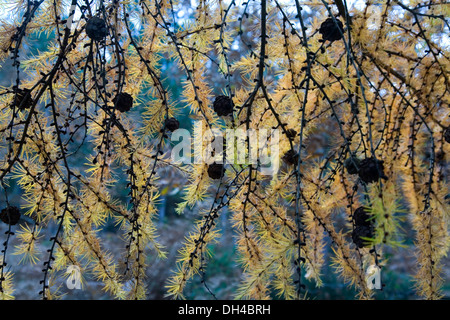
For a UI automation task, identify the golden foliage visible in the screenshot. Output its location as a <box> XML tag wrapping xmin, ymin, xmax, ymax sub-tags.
<box><xmin>0</xmin><ymin>0</ymin><xmax>448</xmax><ymax>300</ymax></box>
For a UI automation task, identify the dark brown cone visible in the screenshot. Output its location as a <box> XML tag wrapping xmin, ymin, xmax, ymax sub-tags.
<box><xmin>0</xmin><ymin>206</ymin><xmax>21</xmax><ymax>226</ymax></box>
<box><xmin>319</xmin><ymin>17</ymin><xmax>344</xmax><ymax>42</ymax></box>
<box><xmin>444</xmin><ymin>127</ymin><xmax>450</xmax><ymax>143</ymax></box>
<box><xmin>352</xmin><ymin>225</ymin><xmax>374</xmax><ymax>248</ymax></box>
<box><xmin>285</xmin><ymin>129</ymin><xmax>297</xmax><ymax>139</ymax></box>
<box><xmin>351</xmin><ymin>206</ymin><xmax>374</xmax><ymax>248</ymax></box>
<box><xmin>358</xmin><ymin>157</ymin><xmax>388</xmax><ymax>184</ymax></box>
<box><xmin>213</xmin><ymin>95</ymin><xmax>233</xmax><ymax>116</ymax></box>
<box><xmin>207</xmin><ymin>163</ymin><xmax>224</xmax><ymax>180</ymax></box>
<box><xmin>112</xmin><ymin>92</ymin><xmax>133</xmax><ymax>112</ymax></box>
<box><xmin>85</xmin><ymin>17</ymin><xmax>108</xmax><ymax>41</ymax></box>
<box><xmin>165</xmin><ymin>117</ymin><xmax>180</xmax><ymax>132</ymax></box>
<box><xmin>353</xmin><ymin>206</ymin><xmax>372</xmax><ymax>227</ymax></box>
<box><xmin>282</xmin><ymin>149</ymin><xmax>299</xmax><ymax>166</ymax></box>
<box><xmin>344</xmin><ymin>156</ymin><xmax>360</xmax><ymax>175</ymax></box>
<box><xmin>11</xmin><ymin>88</ymin><xmax>33</xmax><ymax>110</ymax></box>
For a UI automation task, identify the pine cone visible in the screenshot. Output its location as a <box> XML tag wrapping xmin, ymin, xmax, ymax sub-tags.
<box><xmin>112</xmin><ymin>92</ymin><xmax>133</xmax><ymax>112</ymax></box>
<box><xmin>282</xmin><ymin>149</ymin><xmax>299</xmax><ymax>166</ymax></box>
<box><xmin>213</xmin><ymin>95</ymin><xmax>233</xmax><ymax>116</ymax></box>
<box><xmin>351</xmin><ymin>206</ymin><xmax>374</xmax><ymax>248</ymax></box>
<box><xmin>165</xmin><ymin>117</ymin><xmax>179</xmax><ymax>132</ymax></box>
<box><xmin>207</xmin><ymin>163</ymin><xmax>224</xmax><ymax>180</ymax></box>
<box><xmin>358</xmin><ymin>157</ymin><xmax>388</xmax><ymax>184</ymax></box>
<box><xmin>353</xmin><ymin>206</ymin><xmax>372</xmax><ymax>227</ymax></box>
<box><xmin>352</xmin><ymin>225</ymin><xmax>374</xmax><ymax>248</ymax></box>
<box><xmin>444</xmin><ymin>127</ymin><xmax>450</xmax><ymax>143</ymax></box>
<box><xmin>11</xmin><ymin>88</ymin><xmax>33</xmax><ymax>110</ymax></box>
<box><xmin>286</xmin><ymin>129</ymin><xmax>297</xmax><ymax>139</ymax></box>
<box><xmin>85</xmin><ymin>17</ymin><xmax>108</xmax><ymax>41</ymax></box>
<box><xmin>344</xmin><ymin>156</ymin><xmax>360</xmax><ymax>175</ymax></box>
<box><xmin>319</xmin><ymin>17</ymin><xmax>344</xmax><ymax>42</ymax></box>
<box><xmin>0</xmin><ymin>206</ymin><xmax>21</xmax><ymax>226</ymax></box>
